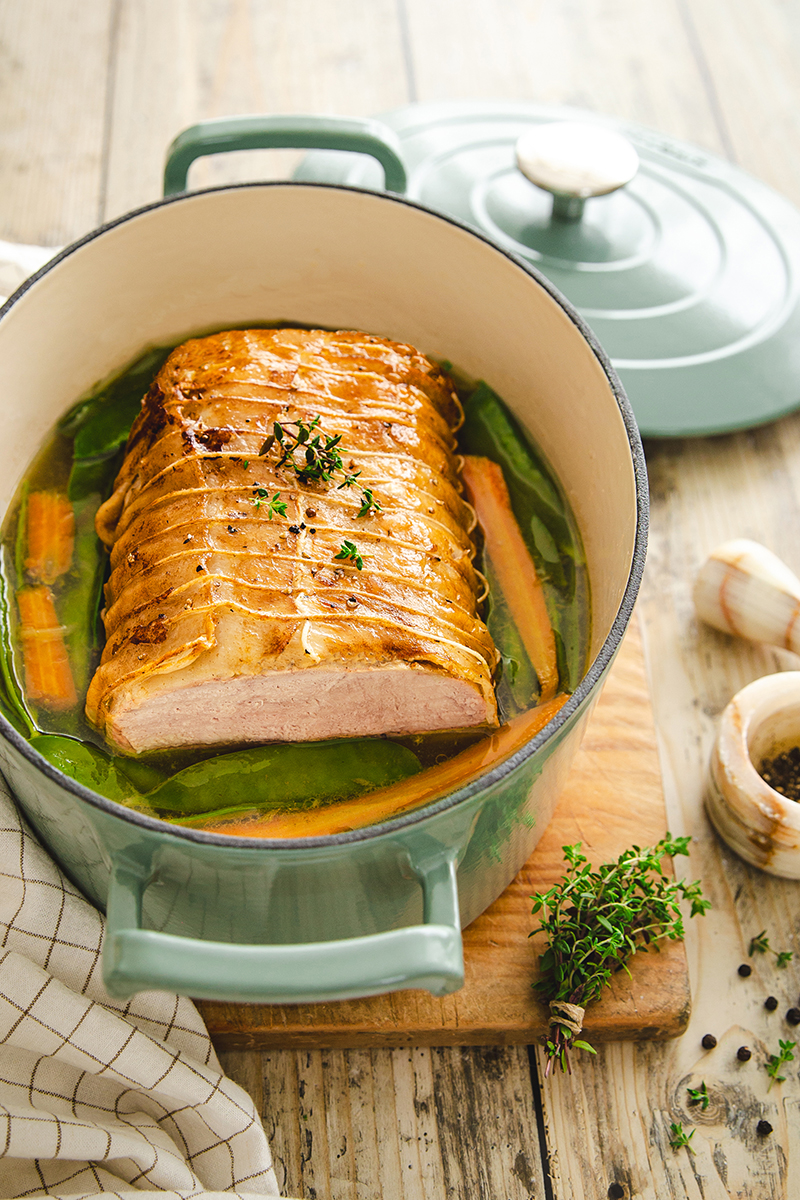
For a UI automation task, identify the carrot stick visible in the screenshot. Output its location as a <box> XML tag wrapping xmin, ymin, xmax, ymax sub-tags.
<box><xmin>16</xmin><ymin>586</ymin><xmax>77</xmax><ymax>710</ymax></box>
<box><xmin>24</xmin><ymin>491</ymin><xmax>75</xmax><ymax>584</ymax></box>
<box><xmin>198</xmin><ymin>693</ymin><xmax>570</xmax><ymax>839</ymax></box>
<box><xmin>460</xmin><ymin>455</ymin><xmax>559</xmax><ymax>703</ymax></box>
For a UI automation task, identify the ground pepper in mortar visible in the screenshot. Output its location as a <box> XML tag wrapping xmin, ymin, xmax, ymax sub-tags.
<box><xmin>760</xmin><ymin>746</ymin><xmax>800</xmax><ymax>800</ymax></box>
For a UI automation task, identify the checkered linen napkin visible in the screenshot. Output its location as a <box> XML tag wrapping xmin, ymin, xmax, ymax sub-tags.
<box><xmin>0</xmin><ymin>777</ymin><xmax>289</xmax><ymax>1199</ymax></box>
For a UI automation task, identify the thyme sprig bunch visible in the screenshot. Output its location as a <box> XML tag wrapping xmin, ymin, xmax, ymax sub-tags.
<box><xmin>259</xmin><ymin>415</ymin><xmax>381</xmax><ymax>528</ymax></box>
<box><xmin>531</xmin><ymin>835</ymin><xmax>709</xmax><ymax>1076</ymax></box>
<box><xmin>264</xmin><ymin>416</ymin><xmax>359</xmax><ymax>486</ymax></box>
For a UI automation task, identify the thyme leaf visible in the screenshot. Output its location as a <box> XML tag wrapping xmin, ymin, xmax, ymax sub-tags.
<box><xmin>531</xmin><ymin>835</ymin><xmax>710</xmax><ymax>1076</ymax></box>
<box><xmin>335</xmin><ymin>540</ymin><xmax>364</xmax><ymax>570</ymax></box>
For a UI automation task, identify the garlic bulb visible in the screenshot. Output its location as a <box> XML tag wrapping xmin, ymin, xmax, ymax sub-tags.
<box><xmin>707</xmin><ymin>673</ymin><xmax>800</xmax><ymax>878</ymax></box>
<box><xmin>693</xmin><ymin>539</ymin><xmax>800</xmax><ymax>653</ymax></box>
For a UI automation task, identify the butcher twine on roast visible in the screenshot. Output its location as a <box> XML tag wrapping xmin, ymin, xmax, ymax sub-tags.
<box><xmin>86</xmin><ymin>328</ymin><xmax>499</xmax><ymax>753</ymax></box>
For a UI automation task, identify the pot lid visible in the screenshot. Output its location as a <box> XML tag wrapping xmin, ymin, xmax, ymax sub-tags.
<box><xmin>295</xmin><ymin>101</ymin><xmax>800</xmax><ymax>437</ymax></box>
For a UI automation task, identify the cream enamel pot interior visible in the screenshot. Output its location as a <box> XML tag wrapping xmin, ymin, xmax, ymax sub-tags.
<box><xmin>0</xmin><ymin>183</ymin><xmax>647</xmax><ymax>1002</ymax></box>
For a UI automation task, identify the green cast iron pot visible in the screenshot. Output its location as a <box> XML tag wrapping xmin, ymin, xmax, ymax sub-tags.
<box><xmin>0</xmin><ymin>116</ymin><xmax>647</xmax><ymax>1003</ymax></box>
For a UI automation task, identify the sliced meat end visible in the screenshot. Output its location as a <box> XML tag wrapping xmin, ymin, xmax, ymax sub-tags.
<box><xmin>107</xmin><ymin>664</ymin><xmax>497</xmax><ymax>754</ymax></box>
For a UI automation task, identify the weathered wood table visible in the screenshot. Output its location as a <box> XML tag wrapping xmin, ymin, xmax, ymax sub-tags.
<box><xmin>3</xmin><ymin>2</ymin><xmax>800</xmax><ymax>1196</ymax></box>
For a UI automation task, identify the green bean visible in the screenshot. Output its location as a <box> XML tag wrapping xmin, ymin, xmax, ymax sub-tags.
<box><xmin>57</xmin><ymin>496</ymin><xmax>107</xmax><ymax>705</ymax></box>
<box><xmin>483</xmin><ymin>557</ymin><xmax>540</xmax><ymax>716</ymax></box>
<box><xmin>13</xmin><ymin>483</ymin><xmax>28</xmax><ymax>585</ymax></box>
<box><xmin>0</xmin><ymin>559</ymin><xmax>35</xmax><ymax>736</ymax></box>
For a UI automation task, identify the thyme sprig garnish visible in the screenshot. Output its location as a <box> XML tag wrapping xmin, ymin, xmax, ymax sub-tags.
<box><xmin>252</xmin><ymin>488</ymin><xmax>287</xmax><ymax>519</ymax></box>
<box><xmin>335</xmin><ymin>539</ymin><xmax>364</xmax><ymax>570</ymax></box>
<box><xmin>687</xmin><ymin>1081</ymin><xmax>709</xmax><ymax>1110</ymax></box>
<box><xmin>765</xmin><ymin>1039</ymin><xmax>796</xmax><ymax>1088</ymax></box>
<box><xmin>748</xmin><ymin>930</ymin><xmax>793</xmax><ymax>967</ymax></box>
<box><xmin>531</xmin><ymin>835</ymin><xmax>709</xmax><ymax>1076</ymax></box>
<box><xmin>668</xmin><ymin>1122</ymin><xmax>695</xmax><ymax>1151</ymax></box>
<box><xmin>270</xmin><ymin>416</ymin><xmax>348</xmax><ymax>485</ymax></box>
<box><xmin>259</xmin><ymin>415</ymin><xmax>380</xmax><ymax>519</ymax></box>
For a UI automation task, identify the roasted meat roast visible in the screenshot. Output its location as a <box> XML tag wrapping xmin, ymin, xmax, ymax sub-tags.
<box><xmin>86</xmin><ymin>329</ymin><xmax>499</xmax><ymax>753</ymax></box>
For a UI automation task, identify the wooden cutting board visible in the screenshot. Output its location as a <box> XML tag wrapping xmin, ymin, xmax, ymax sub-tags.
<box><xmin>199</xmin><ymin>614</ymin><xmax>690</xmax><ymax>1049</ymax></box>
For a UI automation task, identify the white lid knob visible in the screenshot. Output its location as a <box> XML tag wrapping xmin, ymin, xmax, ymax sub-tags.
<box><xmin>516</xmin><ymin>121</ymin><xmax>639</xmax><ymax>221</ymax></box>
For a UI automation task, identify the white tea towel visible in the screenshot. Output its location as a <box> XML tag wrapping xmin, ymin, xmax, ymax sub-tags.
<box><xmin>0</xmin><ymin>776</ymin><xmax>290</xmax><ymax>1199</ymax></box>
<box><xmin>0</xmin><ymin>239</ymin><xmax>58</xmax><ymax>305</ymax></box>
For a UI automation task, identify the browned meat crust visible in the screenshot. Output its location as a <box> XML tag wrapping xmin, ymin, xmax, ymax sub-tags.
<box><xmin>86</xmin><ymin>329</ymin><xmax>499</xmax><ymax>752</ymax></box>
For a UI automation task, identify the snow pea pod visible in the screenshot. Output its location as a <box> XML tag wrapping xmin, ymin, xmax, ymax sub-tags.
<box><xmin>30</xmin><ymin>733</ymin><xmax>136</xmax><ymax>803</ymax></box>
<box><xmin>459</xmin><ymin>381</ymin><xmax>589</xmax><ymax>692</ymax></box>
<box><xmin>68</xmin><ymin>452</ymin><xmax>122</xmax><ymax>505</ymax></box>
<box><xmin>63</xmin><ymin>344</ymin><xmax>172</xmax><ymax>458</ymax></box>
<box><xmin>169</xmin><ymin>805</ymin><xmax>264</xmax><ymax>829</ymax></box>
<box><xmin>460</xmin><ymin>383</ymin><xmax>577</xmax><ymax>576</ymax></box>
<box><xmin>147</xmin><ymin>739</ymin><xmax>424</xmax><ymax>816</ymax></box>
<box><xmin>72</xmin><ymin>389</ymin><xmax>144</xmax><ymax>462</ymax></box>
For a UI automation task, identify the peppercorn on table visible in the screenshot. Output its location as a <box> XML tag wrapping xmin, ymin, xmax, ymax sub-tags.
<box><xmin>3</xmin><ymin>3</ymin><xmax>800</xmax><ymax>1197</ymax></box>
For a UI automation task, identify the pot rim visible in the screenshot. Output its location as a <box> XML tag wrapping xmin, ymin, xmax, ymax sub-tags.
<box><xmin>0</xmin><ymin>180</ymin><xmax>648</xmax><ymax>849</ymax></box>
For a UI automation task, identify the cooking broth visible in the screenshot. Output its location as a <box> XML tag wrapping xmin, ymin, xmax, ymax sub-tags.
<box><xmin>0</xmin><ymin>335</ymin><xmax>589</xmax><ymax>833</ymax></box>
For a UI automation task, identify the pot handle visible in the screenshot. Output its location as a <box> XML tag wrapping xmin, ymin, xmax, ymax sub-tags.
<box><xmin>102</xmin><ymin>846</ymin><xmax>463</xmax><ymax>1002</ymax></box>
<box><xmin>163</xmin><ymin>114</ymin><xmax>407</xmax><ymax>196</ymax></box>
